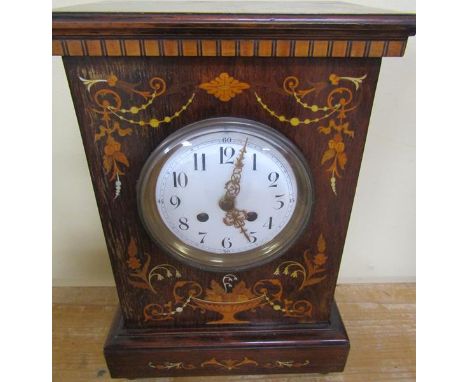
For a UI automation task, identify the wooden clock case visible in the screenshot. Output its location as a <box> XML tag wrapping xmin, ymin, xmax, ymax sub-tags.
<box><xmin>53</xmin><ymin>2</ymin><xmax>415</xmax><ymax>379</ymax></box>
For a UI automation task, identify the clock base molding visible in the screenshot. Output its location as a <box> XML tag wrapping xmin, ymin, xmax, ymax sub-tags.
<box><xmin>53</xmin><ymin>4</ymin><xmax>415</xmax><ymax>379</ymax></box>
<box><xmin>104</xmin><ymin>300</ymin><xmax>349</xmax><ymax>378</ymax></box>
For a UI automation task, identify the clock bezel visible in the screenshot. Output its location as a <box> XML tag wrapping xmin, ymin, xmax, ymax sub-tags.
<box><xmin>137</xmin><ymin>117</ymin><xmax>314</xmax><ymax>272</ymax></box>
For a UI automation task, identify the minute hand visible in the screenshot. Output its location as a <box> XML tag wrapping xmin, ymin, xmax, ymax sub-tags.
<box><xmin>219</xmin><ymin>138</ymin><xmax>251</xmax><ymax>242</ymax></box>
<box><xmin>219</xmin><ymin>138</ymin><xmax>248</xmax><ymax>211</ymax></box>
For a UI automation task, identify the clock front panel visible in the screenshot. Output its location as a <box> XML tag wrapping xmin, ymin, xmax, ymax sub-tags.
<box><xmin>64</xmin><ymin>56</ymin><xmax>381</xmax><ymax>328</ymax></box>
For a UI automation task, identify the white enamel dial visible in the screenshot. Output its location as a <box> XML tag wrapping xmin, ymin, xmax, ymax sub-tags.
<box><xmin>155</xmin><ymin>132</ymin><xmax>297</xmax><ymax>254</ymax></box>
<box><xmin>138</xmin><ymin>118</ymin><xmax>313</xmax><ymax>271</ymax></box>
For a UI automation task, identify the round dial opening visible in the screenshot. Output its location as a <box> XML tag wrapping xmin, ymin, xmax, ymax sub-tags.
<box><xmin>137</xmin><ymin>117</ymin><xmax>314</xmax><ymax>271</ymax></box>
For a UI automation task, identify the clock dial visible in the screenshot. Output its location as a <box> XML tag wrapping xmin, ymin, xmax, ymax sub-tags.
<box><xmin>138</xmin><ymin>118</ymin><xmax>313</xmax><ymax>271</ymax></box>
<box><xmin>156</xmin><ymin>132</ymin><xmax>298</xmax><ymax>254</ymax></box>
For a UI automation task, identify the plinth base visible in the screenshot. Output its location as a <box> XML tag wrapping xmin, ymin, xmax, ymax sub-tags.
<box><xmin>104</xmin><ymin>301</ymin><xmax>350</xmax><ymax>379</ymax></box>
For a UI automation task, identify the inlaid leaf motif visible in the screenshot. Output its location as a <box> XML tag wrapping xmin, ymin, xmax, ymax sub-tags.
<box><xmin>113</xmin><ymin>151</ymin><xmax>130</xmax><ymax>167</ymax></box>
<box><xmin>231</xmin><ymin>281</ymin><xmax>256</xmax><ymax>301</ymax></box>
<box><xmin>318</xmin><ymin>125</ymin><xmax>332</xmax><ymax>134</ymax></box>
<box><xmin>303</xmin><ymin>248</ymin><xmax>316</xmax><ymax>274</ymax></box>
<box><xmin>201</xmin><ymin>357</ymin><xmax>258</xmax><ymax>370</ymax></box>
<box><xmin>103</xmin><ymin>155</ymin><xmax>113</xmax><ymax>173</ymax></box>
<box><xmin>128</xmin><ymin>238</ymin><xmax>138</xmax><ymax>258</ymax></box>
<box><xmin>255</xmin><ymin>74</ymin><xmax>365</xmax><ymax>194</ymax></box>
<box><xmin>116</xmin><ymin>125</ymin><xmax>133</xmax><ymax>137</ymax></box>
<box><xmin>204</xmin><ymin>280</ymin><xmax>255</xmax><ymax>302</ymax></box>
<box><xmin>321</xmin><ymin>149</ymin><xmax>336</xmax><ymax>164</ymax></box>
<box><xmin>94</xmin><ymin>125</ymin><xmax>107</xmax><ymax>141</ymax></box>
<box><xmin>124</xmin><ymin>237</ymin><xmax>323</xmax><ymax>323</ymax></box>
<box><xmin>199</xmin><ymin>72</ymin><xmax>250</xmax><ymax>102</ymax></box>
<box><xmin>82</xmin><ymin>74</ymin><xmax>194</xmax><ymax>199</ymax></box>
<box><xmin>149</xmin><ymin>358</ymin><xmax>310</xmax><ymax>371</ymax></box>
<box><xmin>204</xmin><ymin>280</ymin><xmax>226</xmax><ymax>302</ymax></box>
<box><xmin>148</xmin><ymin>361</ymin><xmax>196</xmax><ymax>370</ymax></box>
<box><xmin>341</xmin><ymin>122</ymin><xmax>354</xmax><ymax>138</ymax></box>
<box><xmin>317</xmin><ymin>233</ymin><xmax>326</xmax><ymax>253</ymax></box>
<box><xmin>274</xmin><ymin>233</ymin><xmax>328</xmax><ymax>290</ymax></box>
<box><xmin>338</xmin><ymin>152</ymin><xmax>347</xmax><ymax>170</ymax></box>
<box><xmin>126</xmin><ymin>239</ymin><xmax>142</xmax><ymax>272</ymax></box>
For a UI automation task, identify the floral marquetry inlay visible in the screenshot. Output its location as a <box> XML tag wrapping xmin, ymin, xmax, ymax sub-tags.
<box><xmin>81</xmin><ymin>74</ymin><xmax>195</xmax><ymax>199</ymax></box>
<box><xmin>81</xmin><ymin>71</ymin><xmax>366</xmax><ymax>198</ymax></box>
<box><xmin>255</xmin><ymin>73</ymin><xmax>366</xmax><ymax>194</ymax></box>
<box><xmin>126</xmin><ymin>234</ymin><xmax>328</xmax><ymax>324</ymax></box>
<box><xmin>198</xmin><ymin>71</ymin><xmax>365</xmax><ymax>194</ymax></box>
<box><xmin>148</xmin><ymin>361</ymin><xmax>196</xmax><ymax>370</ymax></box>
<box><xmin>148</xmin><ymin>357</ymin><xmax>311</xmax><ymax>371</ymax></box>
<box><xmin>199</xmin><ymin>72</ymin><xmax>250</xmax><ymax>101</ymax></box>
<box><xmin>274</xmin><ymin>233</ymin><xmax>328</xmax><ymax>290</ymax></box>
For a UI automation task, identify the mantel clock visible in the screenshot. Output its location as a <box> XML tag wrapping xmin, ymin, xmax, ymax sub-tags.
<box><xmin>53</xmin><ymin>1</ymin><xmax>415</xmax><ymax>378</ymax></box>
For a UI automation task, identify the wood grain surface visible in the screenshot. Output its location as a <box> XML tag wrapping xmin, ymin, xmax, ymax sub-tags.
<box><xmin>52</xmin><ymin>10</ymin><xmax>415</xmax><ymax>58</ymax></box>
<box><xmin>53</xmin><ymin>283</ymin><xmax>415</xmax><ymax>381</ymax></box>
<box><xmin>64</xmin><ymin>56</ymin><xmax>381</xmax><ymax>328</ymax></box>
<box><xmin>52</xmin><ymin>11</ymin><xmax>416</xmax><ymax>40</ymax></box>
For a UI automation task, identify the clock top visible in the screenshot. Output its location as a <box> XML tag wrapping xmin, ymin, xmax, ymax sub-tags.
<box><xmin>52</xmin><ymin>1</ymin><xmax>415</xmax><ymax>58</ymax></box>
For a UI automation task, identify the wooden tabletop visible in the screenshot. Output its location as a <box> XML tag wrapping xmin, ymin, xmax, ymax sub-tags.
<box><xmin>53</xmin><ymin>283</ymin><xmax>415</xmax><ymax>381</ymax></box>
<box><xmin>53</xmin><ymin>1</ymin><xmax>403</xmax><ymax>14</ymax></box>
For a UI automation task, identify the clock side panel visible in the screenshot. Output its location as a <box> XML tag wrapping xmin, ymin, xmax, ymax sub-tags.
<box><xmin>63</xmin><ymin>56</ymin><xmax>381</xmax><ymax>328</ymax></box>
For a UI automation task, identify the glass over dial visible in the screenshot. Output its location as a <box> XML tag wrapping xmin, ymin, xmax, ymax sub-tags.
<box><xmin>137</xmin><ymin>118</ymin><xmax>313</xmax><ymax>271</ymax></box>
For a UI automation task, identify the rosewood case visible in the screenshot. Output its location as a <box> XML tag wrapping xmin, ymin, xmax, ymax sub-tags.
<box><xmin>53</xmin><ymin>2</ymin><xmax>415</xmax><ymax>378</ymax></box>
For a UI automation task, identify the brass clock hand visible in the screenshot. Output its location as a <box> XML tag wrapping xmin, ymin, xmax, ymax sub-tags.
<box><xmin>223</xmin><ymin>208</ymin><xmax>251</xmax><ymax>242</ymax></box>
<box><xmin>219</xmin><ymin>138</ymin><xmax>251</xmax><ymax>242</ymax></box>
<box><xmin>219</xmin><ymin>138</ymin><xmax>248</xmax><ymax>212</ymax></box>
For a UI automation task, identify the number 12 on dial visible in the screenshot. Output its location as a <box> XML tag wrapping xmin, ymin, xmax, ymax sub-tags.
<box><xmin>138</xmin><ymin>118</ymin><xmax>313</xmax><ymax>271</ymax></box>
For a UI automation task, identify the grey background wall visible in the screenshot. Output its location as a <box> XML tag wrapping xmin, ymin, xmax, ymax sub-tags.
<box><xmin>52</xmin><ymin>0</ymin><xmax>416</xmax><ymax>286</ymax></box>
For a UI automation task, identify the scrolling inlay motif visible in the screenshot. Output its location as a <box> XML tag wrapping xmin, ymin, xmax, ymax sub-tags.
<box><xmin>82</xmin><ymin>72</ymin><xmax>365</xmax><ymax>198</ymax></box>
<box><xmin>148</xmin><ymin>357</ymin><xmax>310</xmax><ymax>371</ymax></box>
<box><xmin>198</xmin><ymin>72</ymin><xmax>366</xmax><ymax>194</ymax></box>
<box><xmin>126</xmin><ymin>234</ymin><xmax>328</xmax><ymax>324</ymax></box>
<box><xmin>255</xmin><ymin>73</ymin><xmax>366</xmax><ymax>194</ymax></box>
<box><xmin>81</xmin><ymin>74</ymin><xmax>195</xmax><ymax>199</ymax></box>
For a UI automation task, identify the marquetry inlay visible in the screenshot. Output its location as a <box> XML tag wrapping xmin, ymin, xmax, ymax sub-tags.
<box><xmin>52</xmin><ymin>39</ymin><xmax>407</xmax><ymax>58</ymax></box>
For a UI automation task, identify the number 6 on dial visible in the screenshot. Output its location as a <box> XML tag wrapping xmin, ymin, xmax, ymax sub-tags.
<box><xmin>137</xmin><ymin>117</ymin><xmax>314</xmax><ymax>271</ymax></box>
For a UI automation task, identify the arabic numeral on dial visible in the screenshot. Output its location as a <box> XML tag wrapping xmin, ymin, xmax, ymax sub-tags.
<box><xmin>220</xmin><ymin>146</ymin><xmax>235</xmax><ymax>164</ymax></box>
<box><xmin>178</xmin><ymin>217</ymin><xmax>189</xmax><ymax>230</ymax></box>
<box><xmin>169</xmin><ymin>195</ymin><xmax>181</xmax><ymax>208</ymax></box>
<box><xmin>274</xmin><ymin>194</ymin><xmax>285</xmax><ymax>209</ymax></box>
<box><xmin>172</xmin><ymin>172</ymin><xmax>188</xmax><ymax>188</ymax></box>
<box><xmin>198</xmin><ymin>232</ymin><xmax>207</xmax><ymax>243</ymax></box>
<box><xmin>263</xmin><ymin>217</ymin><xmax>273</xmax><ymax>230</ymax></box>
<box><xmin>222</xmin><ymin>237</ymin><xmax>232</xmax><ymax>249</ymax></box>
<box><xmin>268</xmin><ymin>172</ymin><xmax>279</xmax><ymax>187</ymax></box>
<box><xmin>252</xmin><ymin>153</ymin><xmax>257</xmax><ymax>171</ymax></box>
<box><xmin>193</xmin><ymin>153</ymin><xmax>206</xmax><ymax>171</ymax></box>
<box><xmin>249</xmin><ymin>232</ymin><xmax>257</xmax><ymax>243</ymax></box>
<box><xmin>222</xmin><ymin>137</ymin><xmax>232</xmax><ymax>143</ymax></box>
